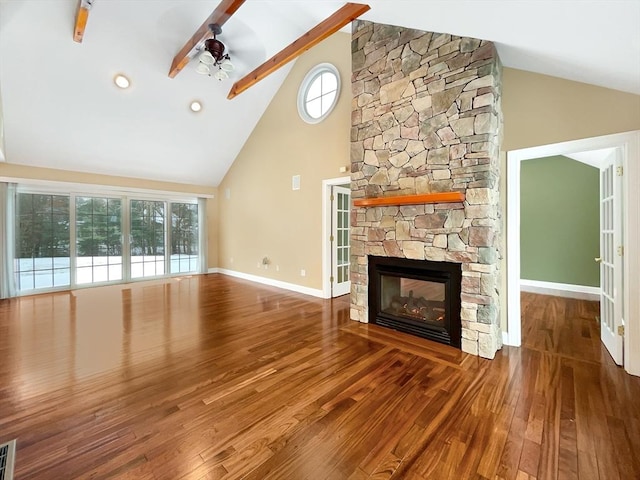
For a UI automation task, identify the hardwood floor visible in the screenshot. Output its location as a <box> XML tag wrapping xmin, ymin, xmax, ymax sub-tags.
<box><xmin>1</xmin><ymin>277</ymin><xmax>638</xmax><ymax>479</ymax></box>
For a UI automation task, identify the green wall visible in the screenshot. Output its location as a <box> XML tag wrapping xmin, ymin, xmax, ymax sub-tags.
<box><xmin>521</xmin><ymin>155</ymin><xmax>600</xmax><ymax>287</ymax></box>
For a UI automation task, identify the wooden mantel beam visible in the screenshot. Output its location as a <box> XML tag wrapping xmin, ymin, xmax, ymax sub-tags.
<box><xmin>227</xmin><ymin>2</ymin><xmax>370</xmax><ymax>99</ymax></box>
<box><xmin>73</xmin><ymin>0</ymin><xmax>94</xmax><ymax>43</ymax></box>
<box><xmin>168</xmin><ymin>0</ymin><xmax>246</xmax><ymax>79</ymax></box>
<box><xmin>353</xmin><ymin>192</ymin><xmax>466</xmax><ymax>207</ymax></box>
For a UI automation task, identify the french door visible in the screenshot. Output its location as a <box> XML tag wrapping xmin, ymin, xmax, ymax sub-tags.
<box><xmin>130</xmin><ymin>200</ymin><xmax>166</xmax><ymax>279</ymax></box>
<box><xmin>331</xmin><ymin>185</ymin><xmax>351</xmax><ymax>297</ymax></box>
<box><xmin>599</xmin><ymin>150</ymin><xmax>623</xmax><ymax>365</ymax></box>
<box><xmin>75</xmin><ymin>196</ymin><xmax>123</xmax><ymax>284</ymax></box>
<box><xmin>14</xmin><ymin>191</ymin><xmax>200</xmax><ymax>294</ymax></box>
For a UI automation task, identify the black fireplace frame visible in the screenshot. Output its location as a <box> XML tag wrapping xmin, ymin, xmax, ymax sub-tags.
<box><xmin>368</xmin><ymin>255</ymin><xmax>461</xmax><ymax>348</ymax></box>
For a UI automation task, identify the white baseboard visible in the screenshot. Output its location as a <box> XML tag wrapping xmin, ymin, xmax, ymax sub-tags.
<box><xmin>520</xmin><ymin>279</ymin><xmax>600</xmax><ymax>301</ymax></box>
<box><xmin>213</xmin><ymin>268</ymin><xmax>326</xmax><ymax>299</ymax></box>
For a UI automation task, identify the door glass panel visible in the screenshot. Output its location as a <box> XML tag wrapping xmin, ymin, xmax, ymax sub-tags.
<box><xmin>15</xmin><ymin>193</ymin><xmax>70</xmax><ymax>291</ymax></box>
<box><xmin>130</xmin><ymin>200</ymin><xmax>165</xmax><ymax>279</ymax></box>
<box><xmin>333</xmin><ymin>189</ymin><xmax>350</xmax><ymax>294</ymax></box>
<box><xmin>170</xmin><ymin>203</ymin><xmax>199</xmax><ymax>273</ymax></box>
<box><xmin>75</xmin><ymin>196</ymin><xmax>122</xmax><ymax>284</ymax></box>
<box><xmin>599</xmin><ymin>157</ymin><xmax>623</xmax><ymax>365</ymax></box>
<box><xmin>601</xmin><ymin>165</ymin><xmax>614</xmax><ymax>332</ymax></box>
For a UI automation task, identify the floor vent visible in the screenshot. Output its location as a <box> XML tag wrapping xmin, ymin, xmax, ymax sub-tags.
<box><xmin>0</xmin><ymin>439</ymin><xmax>16</xmax><ymax>480</ymax></box>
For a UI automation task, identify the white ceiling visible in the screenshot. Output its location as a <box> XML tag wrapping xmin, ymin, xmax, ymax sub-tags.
<box><xmin>0</xmin><ymin>0</ymin><xmax>638</xmax><ymax>187</ymax></box>
<box><xmin>566</xmin><ymin>148</ymin><xmax>616</xmax><ymax>169</ymax></box>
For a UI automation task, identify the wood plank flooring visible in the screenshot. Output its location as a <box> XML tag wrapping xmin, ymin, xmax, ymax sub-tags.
<box><xmin>1</xmin><ymin>276</ymin><xmax>638</xmax><ymax>479</ymax></box>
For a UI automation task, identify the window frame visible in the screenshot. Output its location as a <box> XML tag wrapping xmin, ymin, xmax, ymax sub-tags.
<box><xmin>297</xmin><ymin>63</ymin><xmax>341</xmax><ymax>124</ymax></box>
<box><xmin>14</xmin><ymin>191</ymin><xmax>72</xmax><ymax>292</ymax></box>
<box><xmin>11</xmin><ymin>183</ymin><xmax>204</xmax><ymax>295</ymax></box>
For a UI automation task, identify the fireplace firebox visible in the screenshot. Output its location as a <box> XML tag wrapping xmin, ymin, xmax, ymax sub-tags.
<box><xmin>368</xmin><ymin>256</ymin><xmax>461</xmax><ymax>348</ymax></box>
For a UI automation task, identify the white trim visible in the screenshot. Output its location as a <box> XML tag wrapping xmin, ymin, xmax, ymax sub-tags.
<box><xmin>502</xmin><ymin>331</ymin><xmax>512</xmax><ymax>346</ymax></box>
<box><xmin>208</xmin><ymin>267</ymin><xmax>220</xmax><ymax>274</ymax></box>
<box><xmin>322</xmin><ymin>176</ymin><xmax>351</xmax><ymax>298</ymax></box>
<box><xmin>507</xmin><ymin>131</ymin><xmax>640</xmax><ymax>376</ymax></box>
<box><xmin>625</xmin><ymin>132</ymin><xmax>640</xmax><ymax>376</ymax></box>
<box><xmin>216</xmin><ymin>268</ymin><xmax>325</xmax><ymax>298</ymax></box>
<box><xmin>506</xmin><ymin>151</ymin><xmax>521</xmax><ymax>346</ymax></box>
<box><xmin>0</xmin><ymin>175</ymin><xmax>214</xmax><ymax>200</ymax></box>
<box><xmin>520</xmin><ymin>279</ymin><xmax>600</xmax><ymax>301</ymax></box>
<box><xmin>297</xmin><ymin>63</ymin><xmax>341</xmax><ymax>124</ymax></box>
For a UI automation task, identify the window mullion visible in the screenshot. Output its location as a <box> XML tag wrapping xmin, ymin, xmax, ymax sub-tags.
<box><xmin>165</xmin><ymin>201</ymin><xmax>171</xmax><ymax>276</ymax></box>
<box><xmin>70</xmin><ymin>193</ymin><xmax>77</xmax><ymax>288</ymax></box>
<box><xmin>122</xmin><ymin>196</ymin><xmax>131</xmax><ymax>282</ymax></box>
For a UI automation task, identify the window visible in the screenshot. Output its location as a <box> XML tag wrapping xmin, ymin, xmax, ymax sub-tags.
<box><xmin>8</xmin><ymin>186</ymin><xmax>204</xmax><ymax>295</ymax></box>
<box><xmin>297</xmin><ymin>63</ymin><xmax>340</xmax><ymax>124</ymax></box>
<box><xmin>170</xmin><ymin>202</ymin><xmax>199</xmax><ymax>274</ymax></box>
<box><xmin>15</xmin><ymin>193</ymin><xmax>70</xmax><ymax>290</ymax></box>
<box><xmin>75</xmin><ymin>196</ymin><xmax>122</xmax><ymax>284</ymax></box>
<box><xmin>130</xmin><ymin>200</ymin><xmax>166</xmax><ymax>279</ymax></box>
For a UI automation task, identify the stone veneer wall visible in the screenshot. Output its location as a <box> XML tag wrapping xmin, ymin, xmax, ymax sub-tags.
<box><xmin>349</xmin><ymin>21</ymin><xmax>503</xmax><ymax>359</ymax></box>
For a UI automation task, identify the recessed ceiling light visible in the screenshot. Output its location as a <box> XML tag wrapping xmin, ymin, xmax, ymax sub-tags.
<box><xmin>113</xmin><ymin>74</ymin><xmax>130</xmax><ymax>89</ymax></box>
<box><xmin>190</xmin><ymin>100</ymin><xmax>203</xmax><ymax>113</ymax></box>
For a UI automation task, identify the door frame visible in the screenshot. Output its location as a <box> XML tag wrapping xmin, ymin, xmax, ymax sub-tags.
<box><xmin>322</xmin><ymin>176</ymin><xmax>351</xmax><ymax>298</ymax></box>
<box><xmin>506</xmin><ymin>130</ymin><xmax>640</xmax><ymax>375</ymax></box>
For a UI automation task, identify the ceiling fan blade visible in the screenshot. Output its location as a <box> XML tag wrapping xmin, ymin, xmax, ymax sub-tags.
<box><xmin>73</xmin><ymin>0</ymin><xmax>94</xmax><ymax>43</ymax></box>
<box><xmin>168</xmin><ymin>0</ymin><xmax>246</xmax><ymax>78</ymax></box>
<box><xmin>227</xmin><ymin>2</ymin><xmax>370</xmax><ymax>99</ymax></box>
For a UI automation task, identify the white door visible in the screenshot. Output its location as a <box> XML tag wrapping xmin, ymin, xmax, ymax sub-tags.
<box><xmin>599</xmin><ymin>151</ymin><xmax>623</xmax><ymax>365</ymax></box>
<box><xmin>331</xmin><ymin>186</ymin><xmax>350</xmax><ymax>297</ymax></box>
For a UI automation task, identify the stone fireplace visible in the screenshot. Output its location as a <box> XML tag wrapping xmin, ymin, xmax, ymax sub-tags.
<box><xmin>349</xmin><ymin>21</ymin><xmax>503</xmax><ymax>359</ymax></box>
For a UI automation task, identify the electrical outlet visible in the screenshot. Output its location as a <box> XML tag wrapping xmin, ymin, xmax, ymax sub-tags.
<box><xmin>257</xmin><ymin>262</ymin><xmax>261</xmax><ymax>268</ymax></box>
<box><xmin>276</xmin><ymin>265</ymin><xmax>280</xmax><ymax>272</ymax></box>
<box><xmin>230</xmin><ymin>257</ymin><xmax>234</xmax><ymax>264</ymax></box>
<box><xmin>300</xmin><ymin>269</ymin><xmax>306</xmax><ymax>277</ymax></box>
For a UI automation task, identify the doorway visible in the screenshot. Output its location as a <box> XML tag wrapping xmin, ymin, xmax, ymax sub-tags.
<box><xmin>322</xmin><ymin>176</ymin><xmax>351</xmax><ymax>298</ymax></box>
<box><xmin>506</xmin><ymin>131</ymin><xmax>640</xmax><ymax>375</ymax></box>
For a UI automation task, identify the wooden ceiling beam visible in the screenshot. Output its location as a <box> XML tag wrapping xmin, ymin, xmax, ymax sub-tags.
<box><xmin>227</xmin><ymin>2</ymin><xmax>370</xmax><ymax>100</ymax></box>
<box><xmin>168</xmin><ymin>0</ymin><xmax>246</xmax><ymax>79</ymax></box>
<box><xmin>73</xmin><ymin>0</ymin><xmax>94</xmax><ymax>43</ymax></box>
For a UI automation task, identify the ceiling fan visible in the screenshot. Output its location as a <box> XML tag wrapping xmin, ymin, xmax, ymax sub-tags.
<box><xmin>168</xmin><ymin>0</ymin><xmax>245</xmax><ymax>79</ymax></box>
<box><xmin>167</xmin><ymin>0</ymin><xmax>371</xmax><ymax>99</ymax></box>
<box><xmin>194</xmin><ymin>23</ymin><xmax>235</xmax><ymax>81</ymax></box>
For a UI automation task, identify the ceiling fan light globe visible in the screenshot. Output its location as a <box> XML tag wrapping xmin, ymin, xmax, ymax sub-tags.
<box><xmin>220</xmin><ymin>59</ymin><xmax>234</xmax><ymax>72</ymax></box>
<box><xmin>214</xmin><ymin>69</ymin><xmax>229</xmax><ymax>81</ymax></box>
<box><xmin>198</xmin><ymin>51</ymin><xmax>215</xmax><ymax>65</ymax></box>
<box><xmin>196</xmin><ymin>63</ymin><xmax>211</xmax><ymax>75</ymax></box>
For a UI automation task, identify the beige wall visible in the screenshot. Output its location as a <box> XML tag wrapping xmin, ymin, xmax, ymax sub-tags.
<box><xmin>217</xmin><ymin>32</ymin><xmax>351</xmax><ymax>290</ymax></box>
<box><xmin>0</xmin><ymin>162</ymin><xmax>219</xmax><ymax>269</ymax></box>
<box><xmin>502</xmin><ymin>67</ymin><xmax>640</xmax><ymax>151</ymax></box>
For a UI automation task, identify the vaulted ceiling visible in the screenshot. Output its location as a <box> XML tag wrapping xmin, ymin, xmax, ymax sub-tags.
<box><xmin>0</xmin><ymin>0</ymin><xmax>638</xmax><ymax>187</ymax></box>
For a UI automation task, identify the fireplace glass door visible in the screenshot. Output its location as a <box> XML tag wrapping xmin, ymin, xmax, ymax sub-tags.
<box><xmin>380</xmin><ymin>275</ymin><xmax>445</xmax><ymax>326</ymax></box>
<box><xmin>368</xmin><ymin>255</ymin><xmax>461</xmax><ymax>348</ymax></box>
